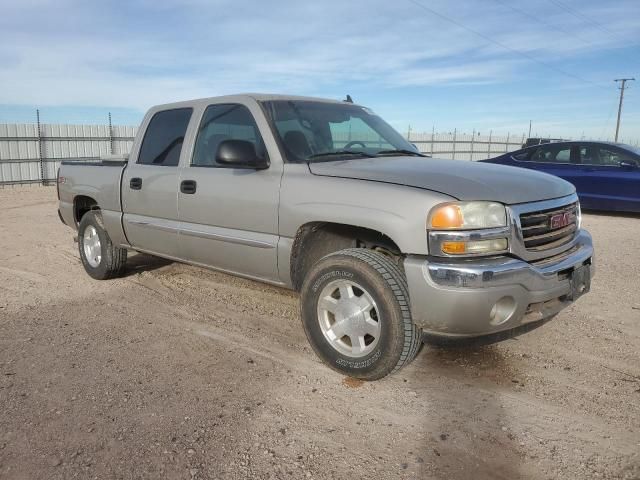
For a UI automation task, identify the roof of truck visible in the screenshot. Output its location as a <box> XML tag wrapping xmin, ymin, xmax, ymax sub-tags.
<box><xmin>150</xmin><ymin>93</ymin><xmax>353</xmax><ymax>111</ymax></box>
<box><xmin>249</xmin><ymin>93</ymin><xmax>348</xmax><ymax>103</ymax></box>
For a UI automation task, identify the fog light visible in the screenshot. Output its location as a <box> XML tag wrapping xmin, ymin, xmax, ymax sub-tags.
<box><xmin>489</xmin><ymin>296</ymin><xmax>517</xmax><ymax>326</ymax></box>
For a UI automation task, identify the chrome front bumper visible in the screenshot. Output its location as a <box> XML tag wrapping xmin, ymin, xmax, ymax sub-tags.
<box><xmin>404</xmin><ymin>230</ymin><xmax>594</xmax><ymax>338</ymax></box>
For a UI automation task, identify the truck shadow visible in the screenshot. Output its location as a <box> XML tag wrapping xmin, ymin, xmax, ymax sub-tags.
<box><xmin>410</xmin><ymin>343</ymin><xmax>528</xmax><ymax>479</ymax></box>
<box><xmin>124</xmin><ymin>252</ymin><xmax>173</xmax><ymax>276</ymax></box>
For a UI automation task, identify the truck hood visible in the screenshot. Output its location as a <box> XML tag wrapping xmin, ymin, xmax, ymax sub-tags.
<box><xmin>308</xmin><ymin>156</ymin><xmax>575</xmax><ymax>205</ymax></box>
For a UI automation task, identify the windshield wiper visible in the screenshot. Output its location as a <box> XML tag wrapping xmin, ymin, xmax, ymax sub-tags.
<box><xmin>307</xmin><ymin>150</ymin><xmax>376</xmax><ymax>160</ymax></box>
<box><xmin>374</xmin><ymin>149</ymin><xmax>426</xmax><ymax>157</ymax></box>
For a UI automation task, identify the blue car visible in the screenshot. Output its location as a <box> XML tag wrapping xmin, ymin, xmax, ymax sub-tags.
<box><xmin>481</xmin><ymin>141</ymin><xmax>640</xmax><ymax>213</ymax></box>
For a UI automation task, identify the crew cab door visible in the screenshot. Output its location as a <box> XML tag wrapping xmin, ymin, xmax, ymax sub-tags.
<box><xmin>176</xmin><ymin>101</ymin><xmax>282</xmax><ymax>281</ymax></box>
<box><xmin>121</xmin><ymin>108</ymin><xmax>193</xmax><ymax>257</ymax></box>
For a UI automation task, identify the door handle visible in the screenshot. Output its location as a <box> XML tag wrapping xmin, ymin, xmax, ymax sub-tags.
<box><xmin>180</xmin><ymin>180</ymin><xmax>197</xmax><ymax>194</ymax></box>
<box><xmin>130</xmin><ymin>177</ymin><xmax>142</xmax><ymax>190</ymax></box>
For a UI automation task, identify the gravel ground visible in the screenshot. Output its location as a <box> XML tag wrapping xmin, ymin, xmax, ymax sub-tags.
<box><xmin>0</xmin><ymin>186</ymin><xmax>639</xmax><ymax>480</ymax></box>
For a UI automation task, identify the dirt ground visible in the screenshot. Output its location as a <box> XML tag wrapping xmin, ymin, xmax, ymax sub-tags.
<box><xmin>0</xmin><ymin>186</ymin><xmax>638</xmax><ymax>480</ymax></box>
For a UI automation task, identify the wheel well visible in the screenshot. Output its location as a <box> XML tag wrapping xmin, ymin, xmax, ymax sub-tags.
<box><xmin>290</xmin><ymin>222</ymin><xmax>402</xmax><ymax>291</ymax></box>
<box><xmin>74</xmin><ymin>195</ymin><xmax>99</xmax><ymax>225</ymax></box>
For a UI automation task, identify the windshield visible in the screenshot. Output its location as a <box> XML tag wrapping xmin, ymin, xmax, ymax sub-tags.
<box><xmin>262</xmin><ymin>100</ymin><xmax>420</xmax><ymax>162</ymax></box>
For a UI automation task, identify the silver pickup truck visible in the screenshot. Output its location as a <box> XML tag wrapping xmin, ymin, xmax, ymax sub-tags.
<box><xmin>57</xmin><ymin>94</ymin><xmax>594</xmax><ymax>380</ymax></box>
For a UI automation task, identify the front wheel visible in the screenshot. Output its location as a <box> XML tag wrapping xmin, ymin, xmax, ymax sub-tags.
<box><xmin>78</xmin><ymin>210</ymin><xmax>127</xmax><ymax>280</ymax></box>
<box><xmin>300</xmin><ymin>249</ymin><xmax>422</xmax><ymax>380</ymax></box>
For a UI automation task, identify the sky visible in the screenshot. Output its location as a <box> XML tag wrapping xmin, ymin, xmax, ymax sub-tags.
<box><xmin>1</xmin><ymin>0</ymin><xmax>639</xmax><ymax>142</ymax></box>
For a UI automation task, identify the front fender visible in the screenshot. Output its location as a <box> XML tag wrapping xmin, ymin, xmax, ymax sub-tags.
<box><xmin>279</xmin><ymin>164</ymin><xmax>454</xmax><ymax>255</ymax></box>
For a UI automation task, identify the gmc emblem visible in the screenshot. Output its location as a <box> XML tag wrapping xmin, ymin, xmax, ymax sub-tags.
<box><xmin>550</xmin><ymin>212</ymin><xmax>572</xmax><ymax>229</ymax></box>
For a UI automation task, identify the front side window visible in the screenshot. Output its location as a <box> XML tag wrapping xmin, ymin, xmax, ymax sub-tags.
<box><xmin>555</xmin><ymin>148</ymin><xmax>571</xmax><ymax>163</ymax></box>
<box><xmin>138</xmin><ymin>108</ymin><xmax>193</xmax><ymax>166</ymax></box>
<box><xmin>577</xmin><ymin>145</ymin><xmax>636</xmax><ymax>166</ymax></box>
<box><xmin>262</xmin><ymin>100</ymin><xmax>418</xmax><ymax>162</ymax></box>
<box><xmin>598</xmin><ymin>147</ymin><xmax>635</xmax><ymax>166</ymax></box>
<box><xmin>192</xmin><ymin>104</ymin><xmax>266</xmax><ymax>167</ymax></box>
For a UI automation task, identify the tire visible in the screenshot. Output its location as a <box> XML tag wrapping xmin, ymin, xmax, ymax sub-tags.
<box><xmin>77</xmin><ymin>210</ymin><xmax>127</xmax><ymax>280</ymax></box>
<box><xmin>300</xmin><ymin>248</ymin><xmax>422</xmax><ymax>380</ymax></box>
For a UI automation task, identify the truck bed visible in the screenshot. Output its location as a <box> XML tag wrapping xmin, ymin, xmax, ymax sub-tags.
<box><xmin>57</xmin><ymin>157</ymin><xmax>128</xmax><ymax>231</ymax></box>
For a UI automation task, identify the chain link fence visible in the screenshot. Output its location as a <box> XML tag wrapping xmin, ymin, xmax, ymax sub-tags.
<box><xmin>0</xmin><ymin>119</ymin><xmax>136</xmax><ymax>187</ymax></box>
<box><xmin>408</xmin><ymin>129</ymin><xmax>526</xmax><ymax>160</ymax></box>
<box><xmin>3</xmin><ymin>119</ymin><xmax>630</xmax><ymax>187</ymax></box>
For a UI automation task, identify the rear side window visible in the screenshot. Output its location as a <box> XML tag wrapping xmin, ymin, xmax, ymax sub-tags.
<box><xmin>513</xmin><ymin>150</ymin><xmax>530</xmax><ymax>161</ymax></box>
<box><xmin>138</xmin><ymin>108</ymin><xmax>193</xmax><ymax>166</ymax></box>
<box><xmin>530</xmin><ymin>147</ymin><xmax>550</xmax><ymax>162</ymax></box>
<box><xmin>530</xmin><ymin>145</ymin><xmax>571</xmax><ymax>163</ymax></box>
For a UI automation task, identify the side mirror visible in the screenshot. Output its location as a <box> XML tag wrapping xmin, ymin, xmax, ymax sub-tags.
<box><xmin>216</xmin><ymin>140</ymin><xmax>269</xmax><ymax>169</ymax></box>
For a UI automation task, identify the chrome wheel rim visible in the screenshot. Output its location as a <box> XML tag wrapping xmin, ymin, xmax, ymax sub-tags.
<box><xmin>317</xmin><ymin>279</ymin><xmax>381</xmax><ymax>358</ymax></box>
<box><xmin>83</xmin><ymin>225</ymin><xmax>102</xmax><ymax>268</ymax></box>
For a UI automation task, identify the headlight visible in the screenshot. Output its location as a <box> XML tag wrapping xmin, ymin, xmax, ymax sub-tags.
<box><xmin>428</xmin><ymin>201</ymin><xmax>509</xmax><ymax>256</ymax></box>
<box><xmin>428</xmin><ymin>201</ymin><xmax>506</xmax><ymax>230</ymax></box>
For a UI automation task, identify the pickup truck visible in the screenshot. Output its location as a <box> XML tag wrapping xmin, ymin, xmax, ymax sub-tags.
<box><xmin>57</xmin><ymin>94</ymin><xmax>594</xmax><ymax>380</ymax></box>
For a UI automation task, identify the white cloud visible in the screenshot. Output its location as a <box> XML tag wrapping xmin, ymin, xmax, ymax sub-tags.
<box><xmin>0</xmin><ymin>0</ymin><xmax>638</xmax><ymax>141</ymax></box>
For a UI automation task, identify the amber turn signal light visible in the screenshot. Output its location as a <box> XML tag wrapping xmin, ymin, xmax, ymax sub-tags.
<box><xmin>441</xmin><ymin>241</ymin><xmax>466</xmax><ymax>254</ymax></box>
<box><xmin>431</xmin><ymin>205</ymin><xmax>464</xmax><ymax>229</ymax></box>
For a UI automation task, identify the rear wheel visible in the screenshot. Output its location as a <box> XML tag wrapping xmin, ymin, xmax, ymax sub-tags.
<box><xmin>300</xmin><ymin>248</ymin><xmax>422</xmax><ymax>380</ymax></box>
<box><xmin>78</xmin><ymin>211</ymin><xmax>127</xmax><ymax>280</ymax></box>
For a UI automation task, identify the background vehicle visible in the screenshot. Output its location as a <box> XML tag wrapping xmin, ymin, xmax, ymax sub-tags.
<box><xmin>482</xmin><ymin>141</ymin><xmax>640</xmax><ymax>213</ymax></box>
<box><xmin>57</xmin><ymin>94</ymin><xmax>594</xmax><ymax>380</ymax></box>
<box><xmin>522</xmin><ymin>137</ymin><xmax>566</xmax><ymax>148</ymax></box>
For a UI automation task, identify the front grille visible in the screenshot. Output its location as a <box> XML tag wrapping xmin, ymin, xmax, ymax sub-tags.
<box><xmin>529</xmin><ymin>244</ymin><xmax>580</xmax><ymax>267</ymax></box>
<box><xmin>519</xmin><ymin>202</ymin><xmax>578</xmax><ymax>252</ymax></box>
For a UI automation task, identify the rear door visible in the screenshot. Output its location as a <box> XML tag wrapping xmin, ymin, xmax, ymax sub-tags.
<box><xmin>121</xmin><ymin>107</ymin><xmax>193</xmax><ymax>257</ymax></box>
<box><xmin>511</xmin><ymin>143</ymin><xmax>581</xmax><ymax>187</ymax></box>
<box><xmin>176</xmin><ymin>100</ymin><xmax>282</xmax><ymax>281</ymax></box>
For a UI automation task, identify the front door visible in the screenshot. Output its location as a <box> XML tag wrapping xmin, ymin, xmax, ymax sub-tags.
<box><xmin>177</xmin><ymin>101</ymin><xmax>282</xmax><ymax>282</ymax></box>
<box><xmin>573</xmin><ymin>143</ymin><xmax>640</xmax><ymax>211</ymax></box>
